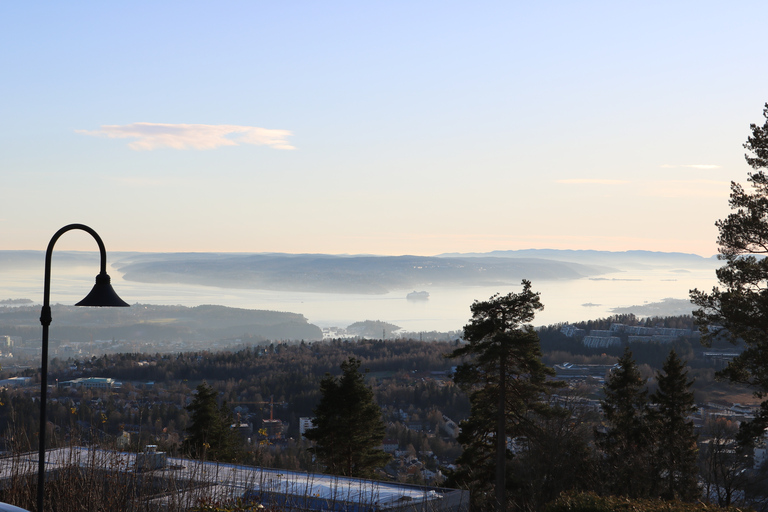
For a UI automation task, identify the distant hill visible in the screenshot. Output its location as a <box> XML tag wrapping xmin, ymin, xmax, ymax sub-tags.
<box><xmin>346</xmin><ymin>320</ymin><xmax>401</xmax><ymax>338</ymax></box>
<box><xmin>438</xmin><ymin>249</ymin><xmax>717</xmax><ymax>269</ymax></box>
<box><xmin>0</xmin><ymin>303</ymin><xmax>322</xmax><ymax>342</ymax></box>
<box><xmin>107</xmin><ymin>252</ymin><xmax>612</xmax><ymax>294</ymax></box>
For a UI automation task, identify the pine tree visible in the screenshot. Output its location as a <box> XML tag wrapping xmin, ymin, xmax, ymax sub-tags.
<box><xmin>691</xmin><ymin>102</ymin><xmax>768</xmax><ymax>445</ymax></box>
<box><xmin>305</xmin><ymin>357</ymin><xmax>390</xmax><ymax>478</ymax></box>
<box><xmin>448</xmin><ymin>280</ymin><xmax>563</xmax><ymax>512</ymax></box>
<box><xmin>650</xmin><ymin>349</ymin><xmax>699</xmax><ymax>501</ymax></box>
<box><xmin>183</xmin><ymin>382</ymin><xmax>240</xmax><ymax>462</ymax></box>
<box><xmin>598</xmin><ymin>348</ymin><xmax>655</xmax><ymax>498</ymax></box>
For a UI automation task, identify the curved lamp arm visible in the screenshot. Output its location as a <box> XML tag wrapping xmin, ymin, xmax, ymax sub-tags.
<box><xmin>42</xmin><ymin>224</ymin><xmax>108</xmax><ymax>308</ymax></box>
<box><xmin>40</xmin><ymin>224</ymin><xmax>128</xmax><ymax>326</ymax></box>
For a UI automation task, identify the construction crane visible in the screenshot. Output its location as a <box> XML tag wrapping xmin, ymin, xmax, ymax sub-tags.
<box><xmin>235</xmin><ymin>396</ymin><xmax>285</xmax><ymax>420</ymax></box>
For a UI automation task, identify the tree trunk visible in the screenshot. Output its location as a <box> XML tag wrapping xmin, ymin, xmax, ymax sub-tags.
<box><xmin>496</xmin><ymin>358</ymin><xmax>506</xmax><ymax>512</ymax></box>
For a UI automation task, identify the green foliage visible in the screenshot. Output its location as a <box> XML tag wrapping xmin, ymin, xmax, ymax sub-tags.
<box><xmin>691</xmin><ymin>102</ymin><xmax>768</xmax><ymax>446</ymax></box>
<box><xmin>598</xmin><ymin>349</ymin><xmax>700</xmax><ymax>502</ymax></box>
<box><xmin>650</xmin><ymin>350</ymin><xmax>699</xmax><ymax>501</ymax></box>
<box><xmin>183</xmin><ymin>382</ymin><xmax>241</xmax><ymax>462</ymax></box>
<box><xmin>305</xmin><ymin>357</ymin><xmax>390</xmax><ymax>478</ymax></box>
<box><xmin>597</xmin><ymin>348</ymin><xmax>655</xmax><ymax>498</ymax></box>
<box><xmin>448</xmin><ymin>280</ymin><xmax>564</xmax><ymax>511</ymax></box>
<box><xmin>545</xmin><ymin>492</ymin><xmax>745</xmax><ymax>512</ymax></box>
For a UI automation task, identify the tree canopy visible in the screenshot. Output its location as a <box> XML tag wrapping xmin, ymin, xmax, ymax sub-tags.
<box><xmin>448</xmin><ymin>280</ymin><xmax>563</xmax><ymax>512</ymax></box>
<box><xmin>304</xmin><ymin>357</ymin><xmax>390</xmax><ymax>478</ymax></box>
<box><xmin>597</xmin><ymin>347</ymin><xmax>655</xmax><ymax>498</ymax></box>
<box><xmin>598</xmin><ymin>348</ymin><xmax>699</xmax><ymax>501</ymax></box>
<box><xmin>691</xmin><ymin>102</ymin><xmax>768</xmax><ymax>444</ymax></box>
<box><xmin>650</xmin><ymin>350</ymin><xmax>699</xmax><ymax>501</ymax></box>
<box><xmin>183</xmin><ymin>382</ymin><xmax>241</xmax><ymax>462</ymax></box>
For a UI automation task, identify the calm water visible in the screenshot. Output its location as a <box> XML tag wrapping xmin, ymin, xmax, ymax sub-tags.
<box><xmin>0</xmin><ymin>261</ymin><xmax>721</xmax><ymax>332</ymax></box>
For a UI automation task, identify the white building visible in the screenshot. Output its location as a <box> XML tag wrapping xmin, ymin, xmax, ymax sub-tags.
<box><xmin>60</xmin><ymin>377</ymin><xmax>119</xmax><ymax>389</ymax></box>
<box><xmin>299</xmin><ymin>417</ymin><xmax>315</xmax><ymax>439</ymax></box>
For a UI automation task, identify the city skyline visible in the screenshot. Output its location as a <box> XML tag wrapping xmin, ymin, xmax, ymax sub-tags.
<box><xmin>3</xmin><ymin>2</ymin><xmax>767</xmax><ymax>257</ymax></box>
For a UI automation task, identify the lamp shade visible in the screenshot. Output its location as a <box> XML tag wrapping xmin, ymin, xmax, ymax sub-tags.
<box><xmin>75</xmin><ymin>273</ymin><xmax>130</xmax><ymax>307</ymax></box>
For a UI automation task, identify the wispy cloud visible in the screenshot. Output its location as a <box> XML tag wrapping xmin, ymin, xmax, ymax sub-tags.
<box><xmin>77</xmin><ymin>122</ymin><xmax>295</xmax><ymax>151</ymax></box>
<box><xmin>660</xmin><ymin>164</ymin><xmax>721</xmax><ymax>169</ymax></box>
<box><xmin>555</xmin><ymin>179</ymin><xmax>630</xmax><ymax>185</ymax></box>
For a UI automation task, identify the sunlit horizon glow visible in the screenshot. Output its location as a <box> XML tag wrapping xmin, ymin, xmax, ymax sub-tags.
<box><xmin>1</xmin><ymin>2</ymin><xmax>764</xmax><ymax>260</ymax></box>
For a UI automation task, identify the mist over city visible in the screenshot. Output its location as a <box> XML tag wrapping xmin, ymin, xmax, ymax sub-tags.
<box><xmin>0</xmin><ymin>247</ymin><xmax>718</xmax><ymax>340</ymax></box>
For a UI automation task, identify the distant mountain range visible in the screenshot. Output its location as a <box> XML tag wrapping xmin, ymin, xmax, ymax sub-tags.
<box><xmin>0</xmin><ymin>249</ymin><xmax>718</xmax><ymax>295</ymax></box>
<box><xmin>439</xmin><ymin>249</ymin><xmax>717</xmax><ymax>268</ymax></box>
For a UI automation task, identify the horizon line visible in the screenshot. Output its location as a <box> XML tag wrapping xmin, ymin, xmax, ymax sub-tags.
<box><xmin>0</xmin><ymin>248</ymin><xmax>719</xmax><ymax>258</ymax></box>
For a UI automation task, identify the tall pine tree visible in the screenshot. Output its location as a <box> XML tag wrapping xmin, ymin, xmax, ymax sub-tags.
<box><xmin>650</xmin><ymin>349</ymin><xmax>699</xmax><ymax>501</ymax></box>
<box><xmin>691</xmin><ymin>102</ymin><xmax>768</xmax><ymax>445</ymax></box>
<box><xmin>305</xmin><ymin>357</ymin><xmax>390</xmax><ymax>478</ymax></box>
<box><xmin>598</xmin><ymin>348</ymin><xmax>655</xmax><ymax>498</ymax></box>
<box><xmin>448</xmin><ymin>280</ymin><xmax>563</xmax><ymax>512</ymax></box>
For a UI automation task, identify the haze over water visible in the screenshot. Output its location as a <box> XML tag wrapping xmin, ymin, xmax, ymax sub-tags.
<box><xmin>0</xmin><ymin>260</ymin><xmax>720</xmax><ymax>333</ymax></box>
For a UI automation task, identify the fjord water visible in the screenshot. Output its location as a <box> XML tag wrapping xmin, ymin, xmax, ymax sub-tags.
<box><xmin>0</xmin><ymin>260</ymin><xmax>720</xmax><ymax>333</ymax></box>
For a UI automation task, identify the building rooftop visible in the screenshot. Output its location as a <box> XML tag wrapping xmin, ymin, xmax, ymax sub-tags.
<box><xmin>0</xmin><ymin>447</ymin><xmax>468</xmax><ymax>511</ymax></box>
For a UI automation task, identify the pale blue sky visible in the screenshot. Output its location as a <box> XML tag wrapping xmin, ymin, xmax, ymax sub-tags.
<box><xmin>2</xmin><ymin>1</ymin><xmax>766</xmax><ymax>256</ymax></box>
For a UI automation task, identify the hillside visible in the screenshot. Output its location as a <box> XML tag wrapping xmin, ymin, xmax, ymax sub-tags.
<box><xmin>112</xmin><ymin>253</ymin><xmax>612</xmax><ymax>294</ymax></box>
<box><xmin>0</xmin><ymin>303</ymin><xmax>322</xmax><ymax>343</ymax></box>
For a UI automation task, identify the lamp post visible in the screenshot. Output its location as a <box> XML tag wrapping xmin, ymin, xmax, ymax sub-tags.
<box><xmin>37</xmin><ymin>224</ymin><xmax>129</xmax><ymax>512</ymax></box>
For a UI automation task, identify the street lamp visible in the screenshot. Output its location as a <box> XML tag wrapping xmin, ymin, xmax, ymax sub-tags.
<box><xmin>37</xmin><ymin>224</ymin><xmax>129</xmax><ymax>512</ymax></box>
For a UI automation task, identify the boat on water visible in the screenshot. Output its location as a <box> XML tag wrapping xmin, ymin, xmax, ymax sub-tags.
<box><xmin>406</xmin><ymin>291</ymin><xmax>430</xmax><ymax>301</ymax></box>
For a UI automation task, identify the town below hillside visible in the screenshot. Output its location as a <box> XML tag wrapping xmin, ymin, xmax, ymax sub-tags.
<box><xmin>0</xmin><ymin>312</ymin><xmax>757</xmax><ymax>488</ymax></box>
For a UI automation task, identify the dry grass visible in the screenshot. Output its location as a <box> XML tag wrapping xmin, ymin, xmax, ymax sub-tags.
<box><xmin>0</xmin><ymin>444</ymin><xmax>466</xmax><ymax>512</ymax></box>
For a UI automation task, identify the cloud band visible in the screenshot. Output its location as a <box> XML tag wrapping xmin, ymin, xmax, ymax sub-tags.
<box><xmin>77</xmin><ymin>122</ymin><xmax>295</xmax><ymax>151</ymax></box>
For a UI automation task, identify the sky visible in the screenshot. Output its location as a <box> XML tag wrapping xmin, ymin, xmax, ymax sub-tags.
<box><xmin>2</xmin><ymin>1</ymin><xmax>767</xmax><ymax>257</ymax></box>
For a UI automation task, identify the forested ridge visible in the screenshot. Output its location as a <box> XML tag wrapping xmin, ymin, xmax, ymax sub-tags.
<box><xmin>19</xmin><ymin>338</ymin><xmax>470</xmax><ymax>445</ymax></box>
<box><xmin>48</xmin><ymin>337</ymin><xmax>459</xmax><ymax>383</ymax></box>
<box><xmin>13</xmin><ymin>312</ymin><xmax>740</xmax><ymax>444</ymax></box>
